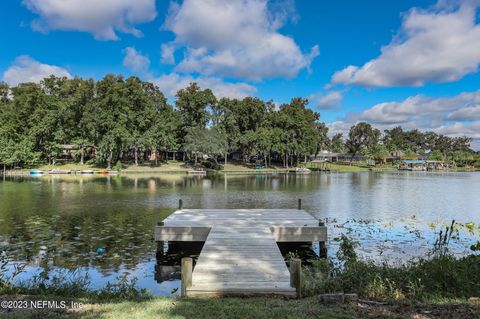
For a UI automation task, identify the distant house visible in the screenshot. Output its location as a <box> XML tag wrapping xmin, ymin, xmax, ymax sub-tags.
<box><xmin>399</xmin><ymin>160</ymin><xmax>426</xmax><ymax>171</ymax></box>
<box><xmin>312</xmin><ymin>152</ymin><xmax>366</xmax><ymax>163</ymax></box>
<box><xmin>58</xmin><ymin>144</ymin><xmax>96</xmax><ymax>161</ymax></box>
<box><xmin>59</xmin><ymin>144</ymin><xmax>77</xmax><ymax>158</ymax></box>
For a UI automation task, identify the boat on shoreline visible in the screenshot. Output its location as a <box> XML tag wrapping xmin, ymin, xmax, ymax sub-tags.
<box><xmin>29</xmin><ymin>170</ymin><xmax>44</xmax><ymax>176</ymax></box>
<box><xmin>294</xmin><ymin>167</ymin><xmax>312</xmax><ymax>174</ymax></box>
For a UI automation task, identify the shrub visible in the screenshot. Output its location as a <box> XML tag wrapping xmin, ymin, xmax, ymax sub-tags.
<box><xmin>200</xmin><ymin>160</ymin><xmax>222</xmax><ymax>170</ymax></box>
<box><xmin>113</xmin><ymin>160</ymin><xmax>123</xmax><ymax>172</ymax></box>
<box><xmin>304</xmin><ymin>236</ymin><xmax>480</xmax><ymax>301</ymax></box>
<box><xmin>0</xmin><ymin>251</ymin><xmax>150</xmax><ymax>301</ymax></box>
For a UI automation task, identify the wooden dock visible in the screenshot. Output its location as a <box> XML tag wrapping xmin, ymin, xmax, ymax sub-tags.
<box><xmin>155</xmin><ymin>208</ymin><xmax>327</xmax><ymax>297</ymax></box>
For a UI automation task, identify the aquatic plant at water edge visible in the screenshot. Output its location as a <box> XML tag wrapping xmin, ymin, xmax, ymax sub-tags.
<box><xmin>96</xmin><ymin>274</ymin><xmax>151</xmax><ymax>300</ymax></box>
<box><xmin>0</xmin><ymin>251</ymin><xmax>151</xmax><ymax>300</ymax></box>
<box><xmin>431</xmin><ymin>220</ymin><xmax>456</xmax><ymax>257</ymax></box>
<box><xmin>304</xmin><ymin>235</ymin><xmax>480</xmax><ymax>301</ymax></box>
<box><xmin>0</xmin><ymin>251</ymin><xmax>26</xmax><ymax>293</ymax></box>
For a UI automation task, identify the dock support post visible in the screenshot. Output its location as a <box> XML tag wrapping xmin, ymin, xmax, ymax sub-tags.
<box><xmin>179</xmin><ymin>199</ymin><xmax>183</xmax><ymax>210</ymax></box>
<box><xmin>156</xmin><ymin>221</ymin><xmax>165</xmax><ymax>256</ymax></box>
<box><xmin>297</xmin><ymin>198</ymin><xmax>302</xmax><ymax>210</ymax></box>
<box><xmin>290</xmin><ymin>258</ymin><xmax>302</xmax><ymax>298</ymax></box>
<box><xmin>181</xmin><ymin>257</ymin><xmax>192</xmax><ymax>297</ymax></box>
<box><xmin>156</xmin><ymin>242</ymin><xmax>164</xmax><ymax>256</ymax></box>
<box><xmin>319</xmin><ymin>220</ymin><xmax>327</xmax><ymax>258</ymax></box>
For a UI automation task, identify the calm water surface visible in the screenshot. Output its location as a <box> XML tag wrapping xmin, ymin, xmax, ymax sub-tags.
<box><xmin>1</xmin><ymin>172</ymin><xmax>479</xmax><ymax>296</ymax></box>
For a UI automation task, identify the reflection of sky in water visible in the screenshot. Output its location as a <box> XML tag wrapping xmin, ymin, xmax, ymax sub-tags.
<box><xmin>1</xmin><ymin>172</ymin><xmax>479</xmax><ymax>296</ymax></box>
<box><xmin>6</xmin><ymin>259</ymin><xmax>180</xmax><ymax>297</ymax></box>
<box><xmin>327</xmin><ymin>219</ymin><xmax>479</xmax><ymax>266</ymax></box>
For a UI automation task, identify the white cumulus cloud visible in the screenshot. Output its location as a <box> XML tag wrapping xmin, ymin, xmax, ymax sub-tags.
<box><xmin>2</xmin><ymin>55</ymin><xmax>72</xmax><ymax>86</ymax></box>
<box><xmin>151</xmin><ymin>73</ymin><xmax>257</xmax><ymax>99</ymax></box>
<box><xmin>326</xmin><ymin>90</ymin><xmax>480</xmax><ymax>150</ymax></box>
<box><xmin>162</xmin><ymin>0</ymin><xmax>319</xmax><ymax>81</ymax></box>
<box><xmin>22</xmin><ymin>0</ymin><xmax>157</xmax><ymax>40</ymax></box>
<box><xmin>308</xmin><ymin>91</ymin><xmax>343</xmax><ymax>109</ymax></box>
<box><xmin>331</xmin><ymin>1</ymin><xmax>480</xmax><ymax>87</ymax></box>
<box><xmin>123</xmin><ymin>47</ymin><xmax>150</xmax><ymax>72</ymax></box>
<box><xmin>357</xmin><ymin>91</ymin><xmax>480</xmax><ymax>125</ymax></box>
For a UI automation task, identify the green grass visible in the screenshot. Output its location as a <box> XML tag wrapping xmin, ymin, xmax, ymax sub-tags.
<box><xmin>222</xmin><ymin>163</ymin><xmax>286</xmax><ymax>172</ymax></box>
<box><xmin>326</xmin><ymin>163</ymin><xmax>398</xmax><ymax>173</ymax></box>
<box><xmin>33</xmin><ymin>161</ymin><xmax>189</xmax><ymax>172</ymax></box>
<box><xmin>71</xmin><ymin>296</ymin><xmax>359</xmax><ymax>319</ymax></box>
<box><xmin>328</xmin><ymin>163</ymin><xmax>371</xmax><ymax>172</ymax></box>
<box><xmin>18</xmin><ymin>161</ymin><xmax>480</xmax><ymax>174</ymax></box>
<box><xmin>1</xmin><ymin>295</ymin><xmax>478</xmax><ymax>319</ymax></box>
<box><xmin>35</xmin><ymin>163</ymin><xmax>98</xmax><ymax>171</ymax></box>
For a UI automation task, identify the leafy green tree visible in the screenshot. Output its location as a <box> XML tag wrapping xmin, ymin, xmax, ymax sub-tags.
<box><xmin>330</xmin><ymin>133</ymin><xmax>346</xmax><ymax>153</ymax></box>
<box><xmin>365</xmin><ymin>144</ymin><xmax>389</xmax><ymax>164</ymax></box>
<box><xmin>276</xmin><ymin>98</ymin><xmax>320</xmax><ymax>166</ymax></box>
<box><xmin>176</xmin><ymin>83</ymin><xmax>216</xmax><ymax>159</ymax></box>
<box><xmin>254</xmin><ymin>127</ymin><xmax>274</xmax><ymax>167</ymax></box>
<box><xmin>346</xmin><ymin>122</ymin><xmax>380</xmax><ymax>162</ymax></box>
<box><xmin>146</xmin><ymin>103</ymin><xmax>179</xmax><ymax>164</ymax></box>
<box><xmin>233</xmin><ymin>97</ymin><xmax>272</xmax><ymax>162</ymax></box>
<box><xmin>124</xmin><ymin>77</ymin><xmax>159</xmax><ymax>166</ymax></box>
<box><xmin>93</xmin><ymin>75</ymin><xmax>131</xmax><ymax>169</ymax></box>
<box><xmin>383</xmin><ymin>126</ymin><xmax>406</xmax><ymax>153</ymax></box>
<box><xmin>314</xmin><ymin>123</ymin><xmax>329</xmax><ymax>155</ymax></box>
<box><xmin>1</xmin><ymin>74</ymin><xmax>477</xmax><ymax>172</ymax></box>
<box><xmin>215</xmin><ymin>98</ymin><xmax>241</xmax><ymax>164</ymax></box>
<box><xmin>184</xmin><ymin>127</ymin><xmax>228</xmax><ymax>165</ymax></box>
<box><xmin>429</xmin><ymin>150</ymin><xmax>444</xmax><ymax>161</ymax></box>
<box><xmin>401</xmin><ymin>149</ymin><xmax>418</xmax><ymax>160</ymax></box>
<box><xmin>450</xmin><ymin>150</ymin><xmax>475</xmax><ymax>167</ymax></box>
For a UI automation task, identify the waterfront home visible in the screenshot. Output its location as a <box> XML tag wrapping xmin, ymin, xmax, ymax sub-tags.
<box><xmin>312</xmin><ymin>152</ymin><xmax>367</xmax><ymax>163</ymax></box>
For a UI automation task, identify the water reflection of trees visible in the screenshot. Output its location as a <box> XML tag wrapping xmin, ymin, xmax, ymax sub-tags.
<box><xmin>3</xmin><ymin>209</ymin><xmax>172</xmax><ymax>276</ymax></box>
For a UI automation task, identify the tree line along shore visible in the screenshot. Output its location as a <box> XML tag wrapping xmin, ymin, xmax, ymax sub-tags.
<box><xmin>0</xmin><ymin>75</ymin><xmax>479</xmax><ymax>171</ymax></box>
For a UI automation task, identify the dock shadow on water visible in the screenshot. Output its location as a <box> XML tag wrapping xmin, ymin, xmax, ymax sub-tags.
<box><xmin>154</xmin><ymin>242</ymin><xmax>204</xmax><ymax>296</ymax></box>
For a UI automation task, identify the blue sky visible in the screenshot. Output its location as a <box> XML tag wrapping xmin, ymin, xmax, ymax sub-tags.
<box><xmin>1</xmin><ymin>0</ymin><xmax>479</xmax><ymax>148</ymax></box>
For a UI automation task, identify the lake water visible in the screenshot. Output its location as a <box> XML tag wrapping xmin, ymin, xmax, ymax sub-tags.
<box><xmin>1</xmin><ymin>172</ymin><xmax>479</xmax><ymax>296</ymax></box>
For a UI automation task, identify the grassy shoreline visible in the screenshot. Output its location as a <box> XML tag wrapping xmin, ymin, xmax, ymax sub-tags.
<box><xmin>4</xmin><ymin>160</ymin><xmax>479</xmax><ymax>176</ymax></box>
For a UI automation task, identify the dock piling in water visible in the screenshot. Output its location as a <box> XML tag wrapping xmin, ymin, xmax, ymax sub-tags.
<box><xmin>319</xmin><ymin>220</ymin><xmax>327</xmax><ymax>257</ymax></box>
<box><xmin>179</xmin><ymin>199</ymin><xmax>183</xmax><ymax>210</ymax></box>
<box><xmin>298</xmin><ymin>198</ymin><xmax>302</xmax><ymax>210</ymax></box>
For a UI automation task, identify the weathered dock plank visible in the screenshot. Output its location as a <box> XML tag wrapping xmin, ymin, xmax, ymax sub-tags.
<box><xmin>188</xmin><ymin>225</ymin><xmax>294</xmax><ymax>296</ymax></box>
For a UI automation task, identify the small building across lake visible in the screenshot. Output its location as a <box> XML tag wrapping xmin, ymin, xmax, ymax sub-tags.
<box><xmin>399</xmin><ymin>160</ymin><xmax>426</xmax><ymax>171</ymax></box>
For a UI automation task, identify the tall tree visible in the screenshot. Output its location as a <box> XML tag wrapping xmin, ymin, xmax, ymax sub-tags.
<box><xmin>276</xmin><ymin>98</ymin><xmax>320</xmax><ymax>166</ymax></box>
<box><xmin>330</xmin><ymin>133</ymin><xmax>346</xmax><ymax>153</ymax></box>
<box><xmin>175</xmin><ymin>83</ymin><xmax>216</xmax><ymax>160</ymax></box>
<box><xmin>346</xmin><ymin>122</ymin><xmax>380</xmax><ymax>162</ymax></box>
<box><xmin>93</xmin><ymin>75</ymin><xmax>130</xmax><ymax>169</ymax></box>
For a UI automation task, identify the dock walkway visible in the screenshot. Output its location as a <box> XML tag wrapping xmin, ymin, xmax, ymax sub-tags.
<box><xmin>155</xmin><ymin>209</ymin><xmax>326</xmax><ymax>297</ymax></box>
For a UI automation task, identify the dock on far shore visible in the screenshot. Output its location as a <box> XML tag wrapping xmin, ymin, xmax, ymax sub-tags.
<box><xmin>154</xmin><ymin>207</ymin><xmax>327</xmax><ymax>297</ymax></box>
